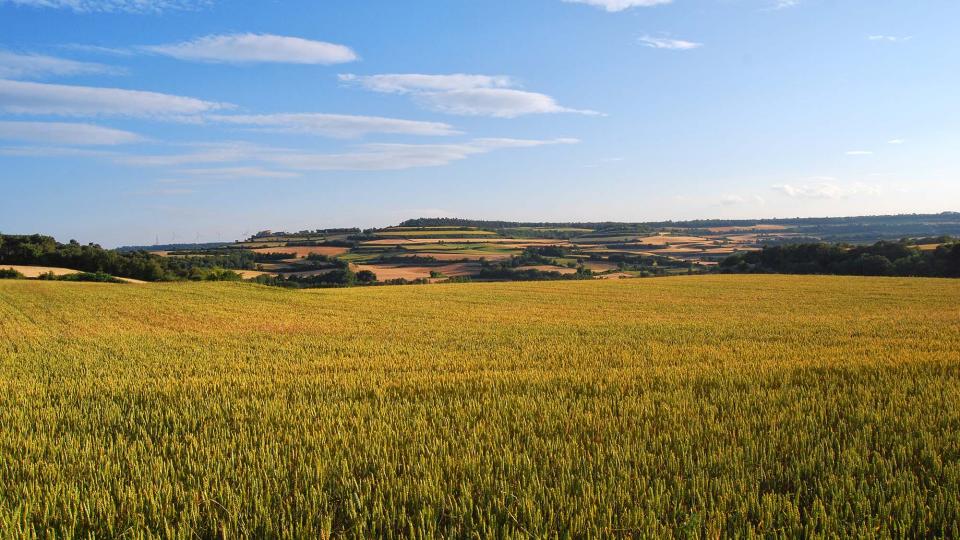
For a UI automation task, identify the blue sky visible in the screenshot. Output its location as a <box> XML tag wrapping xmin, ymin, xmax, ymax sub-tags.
<box><xmin>0</xmin><ymin>0</ymin><xmax>957</xmax><ymax>246</ymax></box>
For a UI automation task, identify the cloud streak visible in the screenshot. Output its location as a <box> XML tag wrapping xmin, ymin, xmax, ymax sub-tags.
<box><xmin>773</xmin><ymin>181</ymin><xmax>883</xmax><ymax>199</ymax></box>
<box><xmin>0</xmin><ymin>79</ymin><xmax>229</xmax><ymax>117</ymax></box>
<box><xmin>0</xmin><ymin>0</ymin><xmax>209</xmax><ymax>12</ymax></box>
<box><xmin>638</xmin><ymin>36</ymin><xmax>702</xmax><ymax>50</ymax></box>
<box><xmin>145</xmin><ymin>33</ymin><xmax>358</xmax><ymax>65</ymax></box>
<box><xmin>120</xmin><ymin>138</ymin><xmax>579</xmax><ymax>172</ymax></box>
<box><xmin>340</xmin><ymin>73</ymin><xmax>598</xmax><ymax>118</ymax></box>
<box><xmin>208</xmin><ymin>113</ymin><xmax>458</xmax><ymax>138</ymax></box>
<box><xmin>0</xmin><ymin>120</ymin><xmax>143</xmax><ymax>145</ymax></box>
<box><xmin>868</xmin><ymin>35</ymin><xmax>912</xmax><ymax>43</ymax></box>
<box><xmin>0</xmin><ymin>50</ymin><xmax>121</xmax><ymax>79</ymax></box>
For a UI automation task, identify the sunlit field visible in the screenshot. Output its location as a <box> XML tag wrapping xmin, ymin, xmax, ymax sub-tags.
<box><xmin>1</xmin><ymin>276</ymin><xmax>958</xmax><ymax>537</ymax></box>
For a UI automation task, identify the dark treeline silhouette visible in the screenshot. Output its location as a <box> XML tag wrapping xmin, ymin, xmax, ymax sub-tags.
<box><xmin>1</xmin><ymin>234</ymin><xmax>250</xmax><ymax>281</ymax></box>
<box><xmin>250</xmin><ymin>268</ymin><xmax>376</xmax><ymax>289</ymax></box>
<box><xmin>720</xmin><ymin>239</ymin><xmax>960</xmax><ymax>277</ymax></box>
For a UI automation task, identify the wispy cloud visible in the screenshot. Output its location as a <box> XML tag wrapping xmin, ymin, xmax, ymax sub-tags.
<box><xmin>868</xmin><ymin>35</ymin><xmax>912</xmax><ymax>43</ymax></box>
<box><xmin>0</xmin><ymin>120</ymin><xmax>143</xmax><ymax>145</ymax></box>
<box><xmin>0</xmin><ymin>50</ymin><xmax>121</xmax><ymax>79</ymax></box>
<box><xmin>771</xmin><ymin>0</ymin><xmax>801</xmax><ymax>9</ymax></box>
<box><xmin>772</xmin><ymin>181</ymin><xmax>883</xmax><ymax>199</ymax></box>
<box><xmin>721</xmin><ymin>194</ymin><xmax>765</xmax><ymax>206</ymax></box>
<box><xmin>0</xmin><ymin>0</ymin><xmax>210</xmax><ymax>13</ymax></box>
<box><xmin>144</xmin><ymin>33</ymin><xmax>358</xmax><ymax>65</ymax></box>
<box><xmin>0</xmin><ymin>79</ymin><xmax>229</xmax><ymax>117</ymax></box>
<box><xmin>845</xmin><ymin>150</ymin><xmax>874</xmax><ymax>156</ymax></box>
<box><xmin>177</xmin><ymin>166</ymin><xmax>301</xmax><ymax>179</ymax></box>
<box><xmin>338</xmin><ymin>74</ymin><xmax>513</xmax><ymax>94</ymax></box>
<box><xmin>208</xmin><ymin>113</ymin><xmax>458</xmax><ymax>138</ymax></box>
<box><xmin>638</xmin><ymin>35</ymin><xmax>702</xmax><ymax>50</ymax></box>
<box><xmin>120</xmin><ymin>138</ymin><xmax>579</xmax><ymax>172</ymax></box>
<box><xmin>561</xmin><ymin>0</ymin><xmax>671</xmax><ymax>12</ymax></box>
<box><xmin>339</xmin><ymin>73</ymin><xmax>598</xmax><ymax>118</ymax></box>
<box><xmin>888</xmin><ymin>139</ymin><xmax>905</xmax><ymax>145</ymax></box>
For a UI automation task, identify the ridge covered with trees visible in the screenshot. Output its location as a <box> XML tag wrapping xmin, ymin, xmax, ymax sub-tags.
<box><xmin>720</xmin><ymin>239</ymin><xmax>960</xmax><ymax>277</ymax></box>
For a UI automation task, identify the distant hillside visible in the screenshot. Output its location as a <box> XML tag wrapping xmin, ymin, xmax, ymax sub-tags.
<box><xmin>400</xmin><ymin>212</ymin><xmax>960</xmax><ymax>244</ymax></box>
<box><xmin>116</xmin><ymin>242</ymin><xmax>232</xmax><ymax>253</ymax></box>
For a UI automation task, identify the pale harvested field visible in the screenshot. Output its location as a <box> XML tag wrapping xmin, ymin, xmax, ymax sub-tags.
<box><xmin>251</xmin><ymin>246</ymin><xmax>349</xmax><ymax>258</ymax></box>
<box><xmin>2</xmin><ymin>265</ymin><xmax>145</xmax><ymax>283</ymax></box>
<box><xmin>3</xmin><ymin>265</ymin><xmax>80</xmax><ymax>277</ymax></box>
<box><xmin>355</xmin><ymin>263</ymin><xmax>480</xmax><ymax>281</ymax></box>
<box><xmin>582</xmin><ymin>261</ymin><xmax>619</xmax><ymax>272</ymax></box>
<box><xmin>638</xmin><ymin>235</ymin><xmax>711</xmax><ymax>245</ymax></box>
<box><xmin>515</xmin><ymin>265</ymin><xmax>578</xmax><ymax>274</ymax></box>
<box><xmin>283</xmin><ymin>269</ymin><xmax>337</xmax><ymax>278</ymax></box>
<box><xmin>597</xmin><ymin>272</ymin><xmax>635</xmax><ymax>279</ymax></box>
<box><xmin>363</xmin><ymin>238</ymin><xmax>567</xmax><ymax>246</ymax></box>
<box><xmin>375</xmin><ymin>230</ymin><xmax>497</xmax><ymax>237</ymax></box>
<box><xmin>236</xmin><ymin>270</ymin><xmax>275</xmax><ymax>279</ymax></box>
<box><xmin>411</xmin><ymin>252</ymin><xmax>513</xmax><ymax>262</ymax></box>
<box><xmin>916</xmin><ymin>244</ymin><xmax>942</xmax><ymax>251</ymax></box>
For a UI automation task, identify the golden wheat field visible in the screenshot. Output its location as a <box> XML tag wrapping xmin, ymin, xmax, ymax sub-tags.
<box><xmin>1</xmin><ymin>275</ymin><xmax>959</xmax><ymax>538</ymax></box>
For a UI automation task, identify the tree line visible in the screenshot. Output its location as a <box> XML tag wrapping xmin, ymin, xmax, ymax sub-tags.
<box><xmin>0</xmin><ymin>234</ymin><xmax>252</xmax><ymax>282</ymax></box>
<box><xmin>719</xmin><ymin>239</ymin><xmax>960</xmax><ymax>277</ymax></box>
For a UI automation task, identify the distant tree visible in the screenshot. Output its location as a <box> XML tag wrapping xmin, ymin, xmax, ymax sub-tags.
<box><xmin>356</xmin><ymin>270</ymin><xmax>377</xmax><ymax>283</ymax></box>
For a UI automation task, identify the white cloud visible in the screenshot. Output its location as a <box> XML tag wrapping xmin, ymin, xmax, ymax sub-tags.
<box><xmin>0</xmin><ymin>50</ymin><xmax>121</xmax><ymax>79</ymax></box>
<box><xmin>0</xmin><ymin>79</ymin><xmax>229</xmax><ymax>117</ymax></box>
<box><xmin>0</xmin><ymin>120</ymin><xmax>143</xmax><ymax>145</ymax></box>
<box><xmin>772</xmin><ymin>181</ymin><xmax>883</xmax><ymax>199</ymax></box>
<box><xmin>340</xmin><ymin>73</ymin><xmax>597</xmax><ymax>118</ymax></box>
<box><xmin>638</xmin><ymin>36</ymin><xmax>702</xmax><ymax>50</ymax></box>
<box><xmin>414</xmin><ymin>88</ymin><xmax>596</xmax><ymax>118</ymax></box>
<box><xmin>145</xmin><ymin>34</ymin><xmax>357</xmax><ymax>64</ymax></box>
<box><xmin>0</xmin><ymin>145</ymin><xmax>117</xmax><ymax>158</ymax></box>
<box><xmin>868</xmin><ymin>35</ymin><xmax>912</xmax><ymax>43</ymax></box>
<box><xmin>845</xmin><ymin>150</ymin><xmax>874</xmax><ymax>156</ymax></box>
<box><xmin>121</xmin><ymin>138</ymin><xmax>579</xmax><ymax>172</ymax></box>
<box><xmin>888</xmin><ymin>139</ymin><xmax>905</xmax><ymax>145</ymax></box>
<box><xmin>338</xmin><ymin>73</ymin><xmax>513</xmax><ymax>94</ymax></box>
<box><xmin>721</xmin><ymin>194</ymin><xmax>765</xmax><ymax>206</ymax></box>
<box><xmin>0</xmin><ymin>0</ymin><xmax>209</xmax><ymax>13</ymax></box>
<box><xmin>561</xmin><ymin>0</ymin><xmax>671</xmax><ymax>12</ymax></box>
<box><xmin>208</xmin><ymin>113</ymin><xmax>458</xmax><ymax>138</ymax></box>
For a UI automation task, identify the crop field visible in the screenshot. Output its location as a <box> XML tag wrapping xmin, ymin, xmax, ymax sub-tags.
<box><xmin>250</xmin><ymin>246</ymin><xmax>350</xmax><ymax>259</ymax></box>
<box><xmin>1</xmin><ymin>276</ymin><xmax>958</xmax><ymax>537</ymax></box>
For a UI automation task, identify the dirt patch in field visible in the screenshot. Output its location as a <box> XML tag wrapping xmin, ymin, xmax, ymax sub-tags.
<box><xmin>251</xmin><ymin>246</ymin><xmax>348</xmax><ymax>258</ymax></box>
<box><xmin>915</xmin><ymin>244</ymin><xmax>942</xmax><ymax>251</ymax></box>
<box><xmin>582</xmin><ymin>261</ymin><xmax>619</xmax><ymax>272</ymax></box>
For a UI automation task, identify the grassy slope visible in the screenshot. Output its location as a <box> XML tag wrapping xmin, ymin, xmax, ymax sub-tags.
<box><xmin>1</xmin><ymin>276</ymin><xmax>958</xmax><ymax>537</ymax></box>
